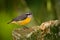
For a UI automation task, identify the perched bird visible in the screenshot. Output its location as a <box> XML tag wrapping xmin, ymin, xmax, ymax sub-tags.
<box><xmin>8</xmin><ymin>12</ymin><xmax>32</xmax><ymax>26</ymax></box>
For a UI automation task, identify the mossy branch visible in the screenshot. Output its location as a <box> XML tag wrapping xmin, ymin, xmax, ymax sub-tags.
<box><xmin>12</xmin><ymin>20</ymin><xmax>60</xmax><ymax>40</ymax></box>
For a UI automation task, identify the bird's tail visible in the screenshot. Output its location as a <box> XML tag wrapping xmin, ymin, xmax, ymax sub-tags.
<box><xmin>7</xmin><ymin>21</ymin><xmax>12</xmax><ymax>24</ymax></box>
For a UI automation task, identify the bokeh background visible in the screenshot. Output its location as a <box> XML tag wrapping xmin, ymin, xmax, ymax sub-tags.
<box><xmin>0</xmin><ymin>0</ymin><xmax>60</xmax><ymax>40</ymax></box>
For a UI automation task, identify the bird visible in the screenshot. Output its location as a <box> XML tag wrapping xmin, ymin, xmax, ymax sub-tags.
<box><xmin>8</xmin><ymin>12</ymin><xmax>32</xmax><ymax>28</ymax></box>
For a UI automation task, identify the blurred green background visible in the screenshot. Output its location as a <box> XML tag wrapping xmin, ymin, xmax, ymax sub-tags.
<box><xmin>0</xmin><ymin>0</ymin><xmax>60</xmax><ymax>40</ymax></box>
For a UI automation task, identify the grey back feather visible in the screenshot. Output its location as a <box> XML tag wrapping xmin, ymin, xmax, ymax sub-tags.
<box><xmin>12</xmin><ymin>14</ymin><xmax>27</xmax><ymax>21</ymax></box>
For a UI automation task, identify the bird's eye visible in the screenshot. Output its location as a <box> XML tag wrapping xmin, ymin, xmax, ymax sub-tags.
<box><xmin>26</xmin><ymin>13</ymin><xmax>32</xmax><ymax>15</ymax></box>
<box><xmin>26</xmin><ymin>14</ymin><xmax>30</xmax><ymax>15</ymax></box>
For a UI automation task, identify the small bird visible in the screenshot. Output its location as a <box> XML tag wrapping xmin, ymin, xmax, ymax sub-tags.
<box><xmin>8</xmin><ymin>12</ymin><xmax>32</xmax><ymax>27</ymax></box>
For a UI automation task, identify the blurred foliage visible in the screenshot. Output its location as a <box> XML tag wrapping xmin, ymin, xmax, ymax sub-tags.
<box><xmin>0</xmin><ymin>0</ymin><xmax>60</xmax><ymax>40</ymax></box>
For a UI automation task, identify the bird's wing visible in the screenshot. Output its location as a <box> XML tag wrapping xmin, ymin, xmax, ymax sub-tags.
<box><xmin>7</xmin><ymin>14</ymin><xmax>27</xmax><ymax>24</ymax></box>
<box><xmin>12</xmin><ymin>14</ymin><xmax>27</xmax><ymax>21</ymax></box>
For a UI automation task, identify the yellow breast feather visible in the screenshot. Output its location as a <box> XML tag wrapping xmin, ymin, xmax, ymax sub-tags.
<box><xmin>17</xmin><ymin>17</ymin><xmax>31</xmax><ymax>25</ymax></box>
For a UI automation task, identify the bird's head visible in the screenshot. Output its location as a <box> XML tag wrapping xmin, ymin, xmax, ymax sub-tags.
<box><xmin>26</xmin><ymin>12</ymin><xmax>32</xmax><ymax>18</ymax></box>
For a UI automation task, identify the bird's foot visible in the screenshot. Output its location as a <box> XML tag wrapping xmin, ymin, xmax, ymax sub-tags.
<box><xmin>23</xmin><ymin>26</ymin><xmax>29</xmax><ymax>29</ymax></box>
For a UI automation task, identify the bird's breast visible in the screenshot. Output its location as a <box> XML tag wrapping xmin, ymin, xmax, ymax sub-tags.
<box><xmin>17</xmin><ymin>17</ymin><xmax>31</xmax><ymax>25</ymax></box>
